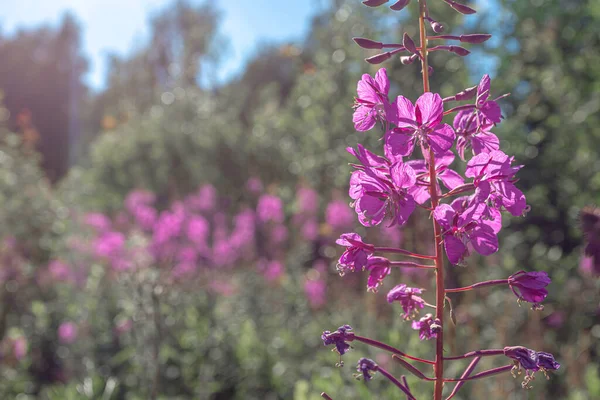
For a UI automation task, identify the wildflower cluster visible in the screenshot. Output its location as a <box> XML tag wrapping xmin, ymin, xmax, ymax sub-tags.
<box><xmin>321</xmin><ymin>1</ymin><xmax>559</xmax><ymax>398</ymax></box>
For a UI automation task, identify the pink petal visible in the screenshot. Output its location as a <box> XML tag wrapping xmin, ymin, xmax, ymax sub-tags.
<box><xmin>386</xmin><ymin>129</ymin><xmax>414</xmax><ymax>157</ymax></box>
<box><xmin>497</xmin><ymin>182</ymin><xmax>527</xmax><ymax>216</ymax></box>
<box><xmin>356</xmin><ymin>195</ymin><xmax>386</xmax><ymax>226</ymax></box>
<box><xmin>444</xmin><ymin>235</ymin><xmax>467</xmax><ymax>265</ymax></box>
<box><xmin>439</xmin><ymin>169</ymin><xmax>464</xmax><ymax>190</ymax></box>
<box><xmin>470</xmin><ymin>224</ymin><xmax>498</xmax><ymax>256</ymax></box>
<box><xmin>357</xmin><ymin>74</ymin><xmax>379</xmax><ymax>103</ymax></box>
<box><xmin>471</xmin><ymin>132</ymin><xmax>500</xmax><ymax>155</ymax></box>
<box><xmin>391</xmin><ymin>162</ymin><xmax>417</xmax><ymax>189</ymax></box>
<box><xmin>477</xmin><ymin>74</ymin><xmax>491</xmax><ymax>103</ymax></box>
<box><xmin>374</xmin><ymin>68</ymin><xmax>390</xmax><ymax>97</ymax></box>
<box><xmin>433</xmin><ymin>204</ymin><xmax>455</xmax><ymax>231</ymax></box>
<box><xmin>353</xmin><ymin>105</ymin><xmax>376</xmax><ymax>132</ymax></box>
<box><xmin>395</xmin><ymin>96</ymin><xmax>416</xmax><ymax>128</ymax></box>
<box><xmin>395</xmin><ymin>196</ymin><xmax>416</xmax><ymax>226</ymax></box>
<box><xmin>428</xmin><ymin>124</ymin><xmax>455</xmax><ymax>156</ymax></box>
<box><xmin>416</xmin><ymin>92</ymin><xmax>444</xmax><ymax>127</ymax></box>
<box><xmin>480</xmin><ymin>101</ymin><xmax>502</xmax><ymax>124</ymax></box>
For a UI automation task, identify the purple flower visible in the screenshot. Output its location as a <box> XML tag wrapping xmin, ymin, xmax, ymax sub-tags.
<box><xmin>466</xmin><ymin>150</ymin><xmax>527</xmax><ymax>217</ymax></box>
<box><xmin>301</xmin><ymin>218</ymin><xmax>319</xmax><ymax>241</ymax></box>
<box><xmin>365</xmin><ymin>256</ymin><xmax>391</xmax><ymax>292</ymax></box>
<box><xmin>454</xmin><ymin>109</ymin><xmax>499</xmax><ymax>161</ymax></box>
<box><xmin>504</xmin><ymin>346</ymin><xmax>539</xmax><ymax>371</ymax></box>
<box><xmin>257</xmin><ymin>194</ymin><xmax>285</xmax><ymax>223</ymax></box>
<box><xmin>356</xmin><ymin>358</ymin><xmax>378</xmax><ymax>381</ymax></box>
<box><xmin>537</xmin><ymin>352</ymin><xmax>560</xmax><ymax>371</ymax></box>
<box><xmin>246</xmin><ymin>177</ymin><xmax>263</xmax><ymax>194</ymax></box>
<box><xmin>475</xmin><ymin>74</ymin><xmax>502</xmax><ymax>126</ymax></box>
<box><xmin>336</xmin><ymin>233</ymin><xmax>375</xmax><ymax>274</ymax></box>
<box><xmin>349</xmin><ymin>150</ymin><xmax>416</xmax><ymax>227</ymax></box>
<box><xmin>186</xmin><ymin>216</ymin><xmax>210</xmax><ymax>247</ymax></box>
<box><xmin>387</xmin><ymin>284</ymin><xmax>425</xmax><ymax>320</ymax></box>
<box><xmin>94</xmin><ymin>231</ymin><xmax>125</xmax><ymax>259</ymax></box>
<box><xmin>412</xmin><ymin>313</ymin><xmax>437</xmax><ymax>340</ymax></box>
<box><xmin>322</xmin><ymin>325</ymin><xmax>354</xmax><ymax>356</ymax></box>
<box><xmin>433</xmin><ymin>202</ymin><xmax>498</xmax><ymax>265</ymax></box>
<box><xmin>386</xmin><ymin>92</ymin><xmax>455</xmax><ymax>158</ymax></box>
<box><xmin>325</xmin><ymin>199</ymin><xmax>354</xmax><ymax>230</ymax></box>
<box><xmin>58</xmin><ymin>322</ymin><xmax>78</xmax><ymax>344</ymax></box>
<box><xmin>48</xmin><ymin>260</ymin><xmax>72</xmax><ymax>282</ymax></box>
<box><xmin>508</xmin><ymin>270</ymin><xmax>551</xmax><ymax>308</ymax></box>
<box><xmin>406</xmin><ymin>150</ymin><xmax>464</xmax><ymax>204</ymax></box>
<box><xmin>304</xmin><ymin>277</ymin><xmax>326</xmax><ymax>309</ymax></box>
<box><xmin>83</xmin><ymin>213</ymin><xmax>111</xmax><ymax>232</ymax></box>
<box><xmin>353</xmin><ymin>68</ymin><xmax>394</xmax><ymax>131</ymax></box>
<box><xmin>297</xmin><ymin>186</ymin><xmax>319</xmax><ymax>215</ymax></box>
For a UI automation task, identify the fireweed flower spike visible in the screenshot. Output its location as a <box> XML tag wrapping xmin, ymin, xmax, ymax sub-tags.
<box><xmin>508</xmin><ymin>270</ymin><xmax>551</xmax><ymax>310</ymax></box>
<box><xmin>320</xmin><ymin>0</ymin><xmax>558</xmax><ymax>398</ymax></box>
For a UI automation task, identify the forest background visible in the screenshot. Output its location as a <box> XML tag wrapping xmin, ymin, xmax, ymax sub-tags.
<box><xmin>0</xmin><ymin>0</ymin><xmax>598</xmax><ymax>399</ymax></box>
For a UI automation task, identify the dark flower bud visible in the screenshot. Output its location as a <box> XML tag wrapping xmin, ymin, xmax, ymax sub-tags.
<box><xmin>508</xmin><ymin>270</ymin><xmax>550</xmax><ymax>307</ymax></box>
<box><xmin>460</xmin><ymin>34</ymin><xmax>492</xmax><ymax>44</ymax></box>
<box><xmin>362</xmin><ymin>0</ymin><xmax>389</xmax><ymax>7</ymax></box>
<box><xmin>448</xmin><ymin>46</ymin><xmax>470</xmax><ymax>56</ymax></box>
<box><xmin>431</xmin><ymin>21</ymin><xmax>444</xmax><ymax>33</ymax></box>
<box><xmin>455</xmin><ymin>85</ymin><xmax>477</xmax><ymax>101</ymax></box>
<box><xmin>444</xmin><ymin>0</ymin><xmax>477</xmax><ymax>14</ymax></box>
<box><xmin>366</xmin><ymin>52</ymin><xmax>392</xmax><ymax>64</ymax></box>
<box><xmin>400</xmin><ymin>54</ymin><xmax>418</xmax><ymax>65</ymax></box>
<box><xmin>356</xmin><ymin>358</ymin><xmax>378</xmax><ymax>381</ymax></box>
<box><xmin>353</xmin><ymin>37</ymin><xmax>384</xmax><ymax>50</ymax></box>
<box><xmin>390</xmin><ymin>0</ymin><xmax>411</xmax><ymax>10</ymax></box>
<box><xmin>403</xmin><ymin>33</ymin><xmax>418</xmax><ymax>54</ymax></box>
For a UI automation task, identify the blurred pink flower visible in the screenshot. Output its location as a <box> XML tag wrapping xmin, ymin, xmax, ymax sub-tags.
<box><xmin>48</xmin><ymin>260</ymin><xmax>72</xmax><ymax>282</ymax></box>
<box><xmin>297</xmin><ymin>187</ymin><xmax>319</xmax><ymax>216</ymax></box>
<box><xmin>94</xmin><ymin>231</ymin><xmax>125</xmax><ymax>259</ymax></box>
<box><xmin>325</xmin><ymin>199</ymin><xmax>354</xmax><ymax>231</ymax></box>
<box><xmin>83</xmin><ymin>213</ymin><xmax>111</xmax><ymax>232</ymax></box>
<box><xmin>246</xmin><ymin>177</ymin><xmax>263</xmax><ymax>195</ymax></box>
<box><xmin>257</xmin><ymin>194</ymin><xmax>284</xmax><ymax>223</ymax></box>
<box><xmin>304</xmin><ymin>278</ymin><xmax>326</xmax><ymax>308</ymax></box>
<box><xmin>115</xmin><ymin>319</ymin><xmax>133</xmax><ymax>335</ymax></box>
<box><xmin>11</xmin><ymin>336</ymin><xmax>27</xmax><ymax>361</ymax></box>
<box><xmin>58</xmin><ymin>322</ymin><xmax>78</xmax><ymax>344</ymax></box>
<box><xmin>187</xmin><ymin>184</ymin><xmax>217</xmax><ymax>212</ymax></box>
<box><xmin>259</xmin><ymin>259</ymin><xmax>285</xmax><ymax>282</ymax></box>
<box><xmin>301</xmin><ymin>219</ymin><xmax>319</xmax><ymax>241</ymax></box>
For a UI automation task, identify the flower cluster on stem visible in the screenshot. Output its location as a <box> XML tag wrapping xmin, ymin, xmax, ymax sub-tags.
<box><xmin>320</xmin><ymin>1</ymin><xmax>559</xmax><ymax>399</ymax></box>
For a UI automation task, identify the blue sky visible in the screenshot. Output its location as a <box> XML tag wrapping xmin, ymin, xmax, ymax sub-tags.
<box><xmin>0</xmin><ymin>0</ymin><xmax>324</xmax><ymax>90</ymax></box>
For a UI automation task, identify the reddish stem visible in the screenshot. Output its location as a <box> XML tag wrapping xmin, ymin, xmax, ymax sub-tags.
<box><xmin>374</xmin><ymin>247</ymin><xmax>436</xmax><ymax>260</ymax></box>
<box><xmin>377</xmin><ymin>366</ymin><xmax>417</xmax><ymax>400</ymax></box>
<box><xmin>443</xmin><ymin>349</ymin><xmax>504</xmax><ymax>361</ymax></box>
<box><xmin>442</xmin><ymin>365</ymin><xmax>513</xmax><ymax>382</ymax></box>
<box><xmin>445</xmin><ymin>279</ymin><xmax>508</xmax><ymax>293</ymax></box>
<box><xmin>321</xmin><ymin>393</ymin><xmax>333</xmax><ymax>400</ymax></box>
<box><xmin>354</xmin><ymin>334</ymin><xmax>435</xmax><ymax>365</ymax></box>
<box><xmin>389</xmin><ymin>261</ymin><xmax>436</xmax><ymax>269</ymax></box>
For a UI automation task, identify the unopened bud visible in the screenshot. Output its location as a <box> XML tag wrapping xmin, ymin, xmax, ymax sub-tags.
<box><xmin>400</xmin><ymin>54</ymin><xmax>417</xmax><ymax>64</ymax></box>
<box><xmin>460</xmin><ymin>34</ymin><xmax>492</xmax><ymax>44</ymax></box>
<box><xmin>366</xmin><ymin>52</ymin><xmax>392</xmax><ymax>64</ymax></box>
<box><xmin>403</xmin><ymin>33</ymin><xmax>418</xmax><ymax>54</ymax></box>
<box><xmin>431</xmin><ymin>21</ymin><xmax>444</xmax><ymax>33</ymax></box>
<box><xmin>448</xmin><ymin>45</ymin><xmax>471</xmax><ymax>56</ymax></box>
<box><xmin>390</xmin><ymin>0</ymin><xmax>411</xmax><ymax>10</ymax></box>
<box><xmin>430</xmin><ymin>319</ymin><xmax>442</xmax><ymax>334</ymax></box>
<box><xmin>353</xmin><ymin>37</ymin><xmax>384</xmax><ymax>49</ymax></box>
<box><xmin>447</xmin><ymin>0</ymin><xmax>477</xmax><ymax>15</ymax></box>
<box><xmin>455</xmin><ymin>85</ymin><xmax>477</xmax><ymax>101</ymax></box>
<box><xmin>362</xmin><ymin>0</ymin><xmax>389</xmax><ymax>7</ymax></box>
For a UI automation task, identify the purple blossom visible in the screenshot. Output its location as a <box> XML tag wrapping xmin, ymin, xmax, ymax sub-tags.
<box><xmin>48</xmin><ymin>260</ymin><xmax>72</xmax><ymax>282</ymax></box>
<box><xmin>257</xmin><ymin>194</ymin><xmax>285</xmax><ymax>223</ymax></box>
<box><xmin>386</xmin><ymin>92</ymin><xmax>455</xmax><ymax>158</ymax></box>
<box><xmin>260</xmin><ymin>260</ymin><xmax>284</xmax><ymax>282</ymax></box>
<box><xmin>349</xmin><ymin>148</ymin><xmax>416</xmax><ymax>227</ymax></box>
<box><xmin>412</xmin><ymin>313</ymin><xmax>437</xmax><ymax>340</ymax></box>
<box><xmin>301</xmin><ymin>218</ymin><xmax>319</xmax><ymax>241</ymax></box>
<box><xmin>504</xmin><ymin>346</ymin><xmax>539</xmax><ymax>371</ymax></box>
<box><xmin>406</xmin><ymin>150</ymin><xmax>464</xmax><ymax>204</ymax></box>
<box><xmin>83</xmin><ymin>213</ymin><xmax>111</xmax><ymax>232</ymax></box>
<box><xmin>433</xmin><ymin>202</ymin><xmax>499</xmax><ymax>265</ymax></box>
<box><xmin>336</xmin><ymin>233</ymin><xmax>374</xmax><ymax>274</ymax></box>
<box><xmin>465</xmin><ymin>150</ymin><xmax>527</xmax><ymax>217</ymax></box>
<box><xmin>94</xmin><ymin>231</ymin><xmax>125</xmax><ymax>259</ymax></box>
<box><xmin>356</xmin><ymin>358</ymin><xmax>378</xmax><ymax>381</ymax></box>
<box><xmin>387</xmin><ymin>284</ymin><xmax>425</xmax><ymax>320</ymax></box>
<box><xmin>187</xmin><ymin>184</ymin><xmax>218</xmax><ymax>212</ymax></box>
<box><xmin>365</xmin><ymin>256</ymin><xmax>391</xmax><ymax>292</ymax></box>
<box><xmin>297</xmin><ymin>186</ymin><xmax>319</xmax><ymax>215</ymax></box>
<box><xmin>304</xmin><ymin>277</ymin><xmax>326</xmax><ymax>308</ymax></box>
<box><xmin>321</xmin><ymin>325</ymin><xmax>354</xmax><ymax>356</ymax></box>
<box><xmin>508</xmin><ymin>270</ymin><xmax>550</xmax><ymax>308</ymax></box>
<box><xmin>153</xmin><ymin>207</ymin><xmax>185</xmax><ymax>246</ymax></box>
<box><xmin>58</xmin><ymin>322</ymin><xmax>78</xmax><ymax>344</ymax></box>
<box><xmin>454</xmin><ymin>109</ymin><xmax>499</xmax><ymax>161</ymax></box>
<box><xmin>475</xmin><ymin>74</ymin><xmax>502</xmax><ymax>126</ymax></box>
<box><xmin>245</xmin><ymin>177</ymin><xmax>263</xmax><ymax>194</ymax></box>
<box><xmin>537</xmin><ymin>352</ymin><xmax>560</xmax><ymax>371</ymax></box>
<box><xmin>325</xmin><ymin>199</ymin><xmax>355</xmax><ymax>230</ymax></box>
<box><xmin>353</xmin><ymin>68</ymin><xmax>394</xmax><ymax>131</ymax></box>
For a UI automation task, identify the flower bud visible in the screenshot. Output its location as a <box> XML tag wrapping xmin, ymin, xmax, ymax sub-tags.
<box><xmin>455</xmin><ymin>85</ymin><xmax>477</xmax><ymax>101</ymax></box>
<box><xmin>353</xmin><ymin>37</ymin><xmax>384</xmax><ymax>49</ymax></box>
<box><xmin>400</xmin><ymin>54</ymin><xmax>418</xmax><ymax>65</ymax></box>
<box><xmin>460</xmin><ymin>34</ymin><xmax>492</xmax><ymax>44</ymax></box>
<box><xmin>403</xmin><ymin>33</ymin><xmax>418</xmax><ymax>54</ymax></box>
<box><xmin>366</xmin><ymin>52</ymin><xmax>392</xmax><ymax>64</ymax></box>
<box><xmin>390</xmin><ymin>0</ymin><xmax>411</xmax><ymax>10</ymax></box>
<box><xmin>445</xmin><ymin>0</ymin><xmax>477</xmax><ymax>14</ymax></box>
<box><xmin>356</xmin><ymin>358</ymin><xmax>378</xmax><ymax>381</ymax></box>
<box><xmin>448</xmin><ymin>46</ymin><xmax>470</xmax><ymax>56</ymax></box>
<box><xmin>362</xmin><ymin>0</ymin><xmax>389</xmax><ymax>7</ymax></box>
<box><xmin>431</xmin><ymin>21</ymin><xmax>444</xmax><ymax>33</ymax></box>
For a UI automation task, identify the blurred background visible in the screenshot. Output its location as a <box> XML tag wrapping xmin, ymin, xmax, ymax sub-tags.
<box><xmin>0</xmin><ymin>0</ymin><xmax>598</xmax><ymax>398</ymax></box>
